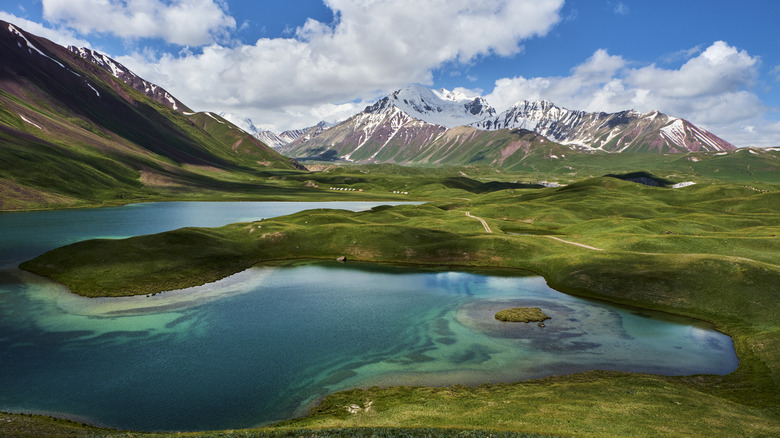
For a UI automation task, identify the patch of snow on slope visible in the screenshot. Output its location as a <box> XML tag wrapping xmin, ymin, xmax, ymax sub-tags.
<box><xmin>660</xmin><ymin>119</ymin><xmax>685</xmax><ymax>147</ymax></box>
<box><xmin>345</xmin><ymin>108</ymin><xmax>404</xmax><ymax>160</ymax></box>
<box><xmin>671</xmin><ymin>181</ymin><xmax>696</xmax><ymax>188</ymax></box>
<box><xmin>369</xmin><ymin>112</ymin><xmax>407</xmax><ymax>160</ymax></box>
<box><xmin>8</xmin><ymin>23</ymin><xmax>66</xmax><ymax>69</ymax></box>
<box><xmin>19</xmin><ymin>114</ymin><xmax>42</xmax><ymax>130</ymax></box>
<box><xmin>86</xmin><ymin>83</ymin><xmax>100</xmax><ymax>97</ymax></box>
<box><xmin>601</xmin><ymin>127</ymin><xmax>622</xmax><ymax>148</ymax></box>
<box><xmin>164</xmin><ymin>92</ymin><xmax>177</xmax><ymax>111</ymax></box>
<box><xmin>690</xmin><ymin>125</ymin><xmax>724</xmax><ymax>151</ymax></box>
<box><xmin>102</xmin><ymin>53</ymin><xmax>125</xmax><ymax>77</ymax></box>
<box><xmin>206</xmin><ymin>112</ymin><xmax>225</xmax><ymax>124</ymax></box>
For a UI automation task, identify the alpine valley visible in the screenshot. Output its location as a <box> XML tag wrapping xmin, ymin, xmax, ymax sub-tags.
<box><xmin>2</xmin><ymin>19</ymin><xmax>780</xmax><ymax>438</ymax></box>
<box><xmin>2</xmin><ymin>20</ymin><xmax>776</xmax><ymax>211</ymax></box>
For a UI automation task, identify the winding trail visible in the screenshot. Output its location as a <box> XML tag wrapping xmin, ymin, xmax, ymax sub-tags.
<box><xmin>544</xmin><ymin>236</ymin><xmax>603</xmax><ymax>251</ymax></box>
<box><xmin>459</xmin><ymin>212</ymin><xmax>778</xmax><ymax>269</ymax></box>
<box><xmin>465</xmin><ymin>212</ymin><xmax>492</xmax><ymax>233</ymax></box>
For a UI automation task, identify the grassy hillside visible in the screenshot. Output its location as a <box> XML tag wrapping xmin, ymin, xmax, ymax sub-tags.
<box><xmin>0</xmin><ymin>22</ymin><xmax>304</xmax><ymax>210</ymax></box>
<box><xmin>290</xmin><ymin>139</ymin><xmax>779</xmax><ymax>189</ymax></box>
<box><xmin>19</xmin><ymin>176</ymin><xmax>780</xmax><ymax>437</ymax></box>
<box><xmin>499</xmin><ymin>147</ymin><xmax>780</xmax><ymax>184</ymax></box>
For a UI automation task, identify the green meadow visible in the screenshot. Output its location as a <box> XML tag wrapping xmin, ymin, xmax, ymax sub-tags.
<box><xmin>18</xmin><ymin>171</ymin><xmax>780</xmax><ymax>437</ymax></box>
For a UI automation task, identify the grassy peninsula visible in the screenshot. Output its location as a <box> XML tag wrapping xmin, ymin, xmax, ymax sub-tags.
<box><xmin>18</xmin><ymin>175</ymin><xmax>780</xmax><ymax>437</ymax></box>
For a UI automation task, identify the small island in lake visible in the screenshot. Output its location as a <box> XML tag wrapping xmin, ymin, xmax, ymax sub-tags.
<box><xmin>495</xmin><ymin>307</ymin><xmax>551</xmax><ymax>323</ymax></box>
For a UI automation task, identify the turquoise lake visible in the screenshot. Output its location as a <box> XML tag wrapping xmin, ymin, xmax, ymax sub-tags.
<box><xmin>0</xmin><ymin>202</ymin><xmax>739</xmax><ymax>431</ymax></box>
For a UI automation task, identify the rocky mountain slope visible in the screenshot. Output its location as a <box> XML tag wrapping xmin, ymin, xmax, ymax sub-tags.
<box><xmin>472</xmin><ymin>100</ymin><xmax>734</xmax><ymax>153</ymax></box>
<box><xmin>279</xmin><ymin>112</ymin><xmax>565</xmax><ymax>168</ymax></box>
<box><xmin>0</xmin><ymin>20</ymin><xmax>300</xmax><ymax>210</ymax></box>
<box><xmin>68</xmin><ymin>46</ymin><xmax>191</xmax><ymax>114</ymax></box>
<box><xmin>279</xmin><ymin>101</ymin><xmax>447</xmax><ymax>162</ymax></box>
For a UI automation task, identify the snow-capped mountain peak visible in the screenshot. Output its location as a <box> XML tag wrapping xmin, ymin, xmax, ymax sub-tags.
<box><xmin>366</xmin><ymin>84</ymin><xmax>496</xmax><ymax>128</ymax></box>
<box><xmin>431</xmin><ymin>87</ymin><xmax>472</xmax><ymax>102</ymax></box>
<box><xmin>218</xmin><ymin>112</ymin><xmax>262</xmax><ymax>135</ymax></box>
<box><xmin>216</xmin><ymin>112</ymin><xmax>287</xmax><ymax>148</ymax></box>
<box><xmin>216</xmin><ymin>112</ymin><xmax>333</xmax><ymax>149</ymax></box>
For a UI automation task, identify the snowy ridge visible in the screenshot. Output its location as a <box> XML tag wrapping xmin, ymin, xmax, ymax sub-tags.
<box><xmin>218</xmin><ymin>112</ymin><xmax>261</xmax><ymax>135</ymax></box>
<box><xmin>8</xmin><ymin>23</ymin><xmax>66</xmax><ymax>69</ymax></box>
<box><xmin>69</xmin><ymin>46</ymin><xmax>189</xmax><ymax>112</ymax></box>
<box><xmin>284</xmin><ymin>122</ymin><xmax>334</xmax><ymax>145</ymax></box>
<box><xmin>474</xmin><ymin>99</ymin><xmax>734</xmax><ymax>153</ymax></box>
<box><xmin>279</xmin><ymin>129</ymin><xmax>307</xmax><ymax>143</ymax></box>
<box><xmin>253</xmin><ymin>130</ymin><xmax>287</xmax><ymax>148</ymax></box>
<box><xmin>282</xmin><ymin>85</ymin><xmax>736</xmax><ymax>161</ymax></box>
<box><xmin>367</xmin><ymin>84</ymin><xmax>496</xmax><ymax>128</ymax></box>
<box><xmin>72</xmin><ymin>47</ymin><xmax>125</xmax><ymax>78</ymax></box>
<box><xmin>6</xmin><ymin>24</ymin><xmax>109</xmax><ymax>99</ymax></box>
<box><xmin>659</xmin><ymin>119</ymin><xmax>687</xmax><ymax>147</ymax></box>
<box><xmin>216</xmin><ymin>112</ymin><xmax>325</xmax><ymax>148</ymax></box>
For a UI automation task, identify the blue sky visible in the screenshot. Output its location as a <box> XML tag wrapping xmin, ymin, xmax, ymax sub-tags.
<box><xmin>2</xmin><ymin>1</ymin><xmax>779</xmax><ymax>146</ymax></box>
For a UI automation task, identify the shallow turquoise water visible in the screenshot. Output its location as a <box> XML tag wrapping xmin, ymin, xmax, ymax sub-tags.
<box><xmin>0</xmin><ymin>202</ymin><xmax>739</xmax><ymax>431</ymax></box>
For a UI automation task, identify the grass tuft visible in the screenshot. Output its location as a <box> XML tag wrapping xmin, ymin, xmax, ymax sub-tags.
<box><xmin>494</xmin><ymin>307</ymin><xmax>550</xmax><ymax>323</ymax></box>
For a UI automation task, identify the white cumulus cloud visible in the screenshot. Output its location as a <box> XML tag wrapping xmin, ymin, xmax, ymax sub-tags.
<box><xmin>484</xmin><ymin>41</ymin><xmax>773</xmax><ymax>147</ymax></box>
<box><xmin>117</xmin><ymin>0</ymin><xmax>564</xmax><ymax>132</ymax></box>
<box><xmin>0</xmin><ymin>11</ymin><xmax>92</xmax><ymax>48</ymax></box>
<box><xmin>41</xmin><ymin>0</ymin><xmax>236</xmax><ymax>46</ymax></box>
<box><xmin>486</xmin><ymin>48</ymin><xmax>627</xmax><ymax>111</ymax></box>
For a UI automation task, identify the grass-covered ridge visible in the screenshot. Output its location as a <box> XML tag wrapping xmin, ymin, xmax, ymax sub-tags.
<box><xmin>18</xmin><ymin>176</ymin><xmax>780</xmax><ymax>437</ymax></box>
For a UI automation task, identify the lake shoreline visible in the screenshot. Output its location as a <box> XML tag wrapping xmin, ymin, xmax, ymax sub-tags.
<box><xmin>3</xmin><ymin>260</ymin><xmax>740</xmax><ymax>430</ymax></box>
<box><xmin>21</xmin><ymin>255</ymin><xmax>742</xmax><ymax>341</ymax></box>
<box><xmin>4</xmin><ymin>190</ymin><xmax>778</xmax><ymax>436</ymax></box>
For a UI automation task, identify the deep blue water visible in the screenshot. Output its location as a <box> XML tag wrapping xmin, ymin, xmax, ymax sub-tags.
<box><xmin>0</xmin><ymin>201</ymin><xmax>410</xmax><ymax>269</ymax></box>
<box><xmin>0</xmin><ymin>202</ymin><xmax>739</xmax><ymax>431</ymax></box>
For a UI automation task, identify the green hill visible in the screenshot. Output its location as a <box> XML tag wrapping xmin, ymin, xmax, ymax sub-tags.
<box><xmin>0</xmin><ymin>21</ymin><xmax>301</xmax><ymax>210</ymax></box>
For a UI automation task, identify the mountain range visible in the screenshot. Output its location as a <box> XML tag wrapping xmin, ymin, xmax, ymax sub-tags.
<box><xmin>0</xmin><ymin>20</ymin><xmax>300</xmax><ymax>209</ymax></box>
<box><xmin>279</xmin><ymin>84</ymin><xmax>735</xmax><ymax>164</ymax></box>
<box><xmin>471</xmin><ymin>100</ymin><xmax>733</xmax><ymax>153</ymax></box>
<box><xmin>0</xmin><ymin>20</ymin><xmax>756</xmax><ymax>210</ymax></box>
<box><xmin>217</xmin><ymin>112</ymin><xmax>313</xmax><ymax>148</ymax></box>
